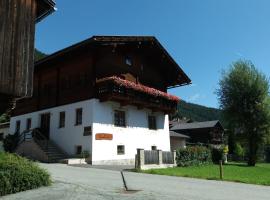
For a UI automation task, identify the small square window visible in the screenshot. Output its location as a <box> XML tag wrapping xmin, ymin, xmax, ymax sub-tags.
<box><xmin>117</xmin><ymin>145</ymin><xmax>125</xmax><ymax>155</ymax></box>
<box><xmin>83</xmin><ymin>126</ymin><xmax>92</xmax><ymax>136</ymax></box>
<box><xmin>125</xmin><ymin>56</ymin><xmax>132</xmax><ymax>66</ymax></box>
<box><xmin>148</xmin><ymin>115</ymin><xmax>157</xmax><ymax>130</ymax></box>
<box><xmin>75</xmin><ymin>108</ymin><xmax>83</xmax><ymax>125</ymax></box>
<box><xmin>59</xmin><ymin>112</ymin><xmax>65</xmax><ymax>128</ymax></box>
<box><xmin>114</xmin><ymin>110</ymin><xmax>126</xmax><ymax>127</ymax></box>
<box><xmin>76</xmin><ymin>145</ymin><xmax>82</xmax><ymax>155</ymax></box>
<box><xmin>151</xmin><ymin>146</ymin><xmax>157</xmax><ymax>151</ymax></box>
<box><xmin>26</xmin><ymin>118</ymin><xmax>31</xmax><ymax>130</ymax></box>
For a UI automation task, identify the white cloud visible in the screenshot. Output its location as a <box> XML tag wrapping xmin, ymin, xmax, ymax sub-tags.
<box><xmin>188</xmin><ymin>93</ymin><xmax>200</xmax><ymax>102</ymax></box>
<box><xmin>188</xmin><ymin>93</ymin><xmax>206</xmax><ymax>102</ymax></box>
<box><xmin>235</xmin><ymin>52</ymin><xmax>244</xmax><ymax>57</ymax></box>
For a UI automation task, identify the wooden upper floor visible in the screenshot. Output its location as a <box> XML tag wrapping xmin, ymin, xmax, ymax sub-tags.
<box><xmin>13</xmin><ymin>36</ymin><xmax>191</xmax><ymax>116</ymax></box>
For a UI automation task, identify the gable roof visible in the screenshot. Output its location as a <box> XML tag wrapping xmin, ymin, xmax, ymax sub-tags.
<box><xmin>170</xmin><ymin>131</ymin><xmax>190</xmax><ymax>138</ymax></box>
<box><xmin>171</xmin><ymin>120</ymin><xmax>224</xmax><ymax>131</ymax></box>
<box><xmin>35</xmin><ymin>36</ymin><xmax>191</xmax><ymax>88</ymax></box>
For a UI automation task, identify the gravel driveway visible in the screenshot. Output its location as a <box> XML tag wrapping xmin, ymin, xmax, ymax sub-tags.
<box><xmin>2</xmin><ymin>163</ymin><xmax>270</xmax><ymax>200</ymax></box>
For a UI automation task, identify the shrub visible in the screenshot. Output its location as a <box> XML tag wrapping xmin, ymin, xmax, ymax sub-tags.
<box><xmin>0</xmin><ymin>153</ymin><xmax>51</xmax><ymax>196</ymax></box>
<box><xmin>211</xmin><ymin>148</ymin><xmax>223</xmax><ymax>164</ymax></box>
<box><xmin>265</xmin><ymin>146</ymin><xmax>270</xmax><ymax>163</ymax></box>
<box><xmin>176</xmin><ymin>146</ymin><xmax>212</xmax><ymax>167</ymax></box>
<box><xmin>3</xmin><ymin>133</ymin><xmax>19</xmax><ymax>152</ymax></box>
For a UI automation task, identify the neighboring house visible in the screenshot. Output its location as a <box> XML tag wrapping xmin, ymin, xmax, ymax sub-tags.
<box><xmin>170</xmin><ymin>131</ymin><xmax>189</xmax><ymax>151</ymax></box>
<box><xmin>10</xmin><ymin>36</ymin><xmax>191</xmax><ymax>164</ymax></box>
<box><xmin>0</xmin><ymin>122</ymin><xmax>10</xmax><ymax>152</ymax></box>
<box><xmin>170</xmin><ymin>120</ymin><xmax>224</xmax><ymax>145</ymax></box>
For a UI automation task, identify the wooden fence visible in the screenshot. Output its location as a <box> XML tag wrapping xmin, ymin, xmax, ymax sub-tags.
<box><xmin>144</xmin><ymin>150</ymin><xmax>159</xmax><ymax>164</ymax></box>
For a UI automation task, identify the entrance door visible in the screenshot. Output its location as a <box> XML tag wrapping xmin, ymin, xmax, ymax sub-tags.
<box><xmin>40</xmin><ymin>113</ymin><xmax>50</xmax><ymax>139</ymax></box>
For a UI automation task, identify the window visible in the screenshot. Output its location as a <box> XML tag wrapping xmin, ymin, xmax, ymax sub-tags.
<box><xmin>148</xmin><ymin>115</ymin><xmax>157</xmax><ymax>130</ymax></box>
<box><xmin>117</xmin><ymin>145</ymin><xmax>125</xmax><ymax>155</ymax></box>
<box><xmin>125</xmin><ymin>56</ymin><xmax>132</xmax><ymax>66</ymax></box>
<box><xmin>59</xmin><ymin>112</ymin><xmax>65</xmax><ymax>128</ymax></box>
<box><xmin>151</xmin><ymin>146</ymin><xmax>157</xmax><ymax>151</ymax></box>
<box><xmin>75</xmin><ymin>145</ymin><xmax>82</xmax><ymax>155</ymax></box>
<box><xmin>114</xmin><ymin>110</ymin><xmax>126</xmax><ymax>127</ymax></box>
<box><xmin>75</xmin><ymin>108</ymin><xmax>83</xmax><ymax>125</ymax></box>
<box><xmin>83</xmin><ymin>126</ymin><xmax>92</xmax><ymax>136</ymax></box>
<box><xmin>26</xmin><ymin>118</ymin><xmax>31</xmax><ymax>130</ymax></box>
<box><xmin>0</xmin><ymin>133</ymin><xmax>4</xmax><ymax>141</ymax></box>
<box><xmin>15</xmin><ymin>120</ymin><xmax>21</xmax><ymax>133</ymax></box>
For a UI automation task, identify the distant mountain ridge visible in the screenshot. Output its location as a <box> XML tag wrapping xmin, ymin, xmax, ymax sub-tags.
<box><xmin>175</xmin><ymin>100</ymin><xmax>223</xmax><ymax>123</ymax></box>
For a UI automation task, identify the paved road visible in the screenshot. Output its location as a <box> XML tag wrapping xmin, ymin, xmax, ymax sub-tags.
<box><xmin>2</xmin><ymin>164</ymin><xmax>270</xmax><ymax>200</ymax></box>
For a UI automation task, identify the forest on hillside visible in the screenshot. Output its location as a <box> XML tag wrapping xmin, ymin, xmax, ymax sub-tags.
<box><xmin>174</xmin><ymin>100</ymin><xmax>223</xmax><ymax>123</ymax></box>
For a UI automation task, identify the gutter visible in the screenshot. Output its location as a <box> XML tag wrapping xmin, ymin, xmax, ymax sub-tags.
<box><xmin>36</xmin><ymin>0</ymin><xmax>57</xmax><ymax>23</ymax></box>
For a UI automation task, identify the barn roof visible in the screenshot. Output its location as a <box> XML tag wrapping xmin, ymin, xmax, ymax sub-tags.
<box><xmin>170</xmin><ymin>131</ymin><xmax>190</xmax><ymax>138</ymax></box>
<box><xmin>171</xmin><ymin>120</ymin><xmax>224</xmax><ymax>131</ymax></box>
<box><xmin>35</xmin><ymin>36</ymin><xmax>191</xmax><ymax>88</ymax></box>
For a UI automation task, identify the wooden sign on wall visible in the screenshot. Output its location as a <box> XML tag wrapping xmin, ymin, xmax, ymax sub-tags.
<box><xmin>95</xmin><ymin>133</ymin><xmax>113</xmax><ymax>140</ymax></box>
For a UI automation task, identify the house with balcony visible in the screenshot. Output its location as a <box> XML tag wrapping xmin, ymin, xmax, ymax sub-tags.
<box><xmin>9</xmin><ymin>36</ymin><xmax>191</xmax><ymax>164</ymax></box>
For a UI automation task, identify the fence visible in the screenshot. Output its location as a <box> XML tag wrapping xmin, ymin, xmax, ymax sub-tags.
<box><xmin>162</xmin><ymin>151</ymin><xmax>174</xmax><ymax>164</ymax></box>
<box><xmin>144</xmin><ymin>150</ymin><xmax>159</xmax><ymax>164</ymax></box>
<box><xmin>136</xmin><ymin>149</ymin><xmax>176</xmax><ymax>170</ymax></box>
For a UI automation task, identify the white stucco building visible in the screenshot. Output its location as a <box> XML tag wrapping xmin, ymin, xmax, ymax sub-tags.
<box><xmin>9</xmin><ymin>36</ymin><xmax>191</xmax><ymax>164</ymax></box>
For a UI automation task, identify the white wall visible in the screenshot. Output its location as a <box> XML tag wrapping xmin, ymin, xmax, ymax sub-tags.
<box><xmin>10</xmin><ymin>100</ymin><xmax>93</xmax><ymax>155</ymax></box>
<box><xmin>10</xmin><ymin>98</ymin><xmax>171</xmax><ymax>164</ymax></box>
<box><xmin>91</xmin><ymin>99</ymin><xmax>170</xmax><ymax>165</ymax></box>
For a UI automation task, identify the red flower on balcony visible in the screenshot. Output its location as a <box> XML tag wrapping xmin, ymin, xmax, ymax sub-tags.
<box><xmin>101</xmin><ymin>76</ymin><xmax>180</xmax><ymax>102</ymax></box>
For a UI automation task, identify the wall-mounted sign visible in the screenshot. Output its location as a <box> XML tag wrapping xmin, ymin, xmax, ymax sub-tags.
<box><xmin>95</xmin><ymin>133</ymin><xmax>113</xmax><ymax>140</ymax></box>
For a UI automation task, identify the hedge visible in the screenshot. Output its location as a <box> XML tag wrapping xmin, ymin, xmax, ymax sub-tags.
<box><xmin>0</xmin><ymin>153</ymin><xmax>51</xmax><ymax>196</ymax></box>
<box><xmin>176</xmin><ymin>146</ymin><xmax>212</xmax><ymax>167</ymax></box>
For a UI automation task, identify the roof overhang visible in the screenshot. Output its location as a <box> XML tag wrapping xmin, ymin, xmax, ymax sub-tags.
<box><xmin>36</xmin><ymin>0</ymin><xmax>56</xmax><ymax>23</ymax></box>
<box><xmin>35</xmin><ymin>36</ymin><xmax>191</xmax><ymax>88</ymax></box>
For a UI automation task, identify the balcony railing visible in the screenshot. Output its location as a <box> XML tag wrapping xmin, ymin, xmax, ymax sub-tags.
<box><xmin>95</xmin><ymin>76</ymin><xmax>180</xmax><ymax>113</ymax></box>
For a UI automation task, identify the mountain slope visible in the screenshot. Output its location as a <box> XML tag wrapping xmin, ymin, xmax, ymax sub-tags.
<box><xmin>175</xmin><ymin>100</ymin><xmax>223</xmax><ymax>122</ymax></box>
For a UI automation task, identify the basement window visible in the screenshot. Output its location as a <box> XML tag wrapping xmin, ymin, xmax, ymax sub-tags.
<box><xmin>117</xmin><ymin>145</ymin><xmax>125</xmax><ymax>155</ymax></box>
<box><xmin>151</xmin><ymin>146</ymin><xmax>157</xmax><ymax>151</ymax></box>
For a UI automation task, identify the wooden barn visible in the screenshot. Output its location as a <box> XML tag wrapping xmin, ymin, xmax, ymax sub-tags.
<box><xmin>170</xmin><ymin>120</ymin><xmax>224</xmax><ymax>145</ymax></box>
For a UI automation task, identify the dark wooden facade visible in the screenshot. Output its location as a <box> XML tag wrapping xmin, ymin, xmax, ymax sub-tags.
<box><xmin>13</xmin><ymin>36</ymin><xmax>191</xmax><ymax>116</ymax></box>
<box><xmin>0</xmin><ymin>0</ymin><xmax>55</xmax><ymax>113</ymax></box>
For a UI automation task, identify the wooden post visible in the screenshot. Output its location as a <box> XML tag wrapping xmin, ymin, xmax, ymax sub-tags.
<box><xmin>219</xmin><ymin>160</ymin><xmax>223</xmax><ymax>180</ymax></box>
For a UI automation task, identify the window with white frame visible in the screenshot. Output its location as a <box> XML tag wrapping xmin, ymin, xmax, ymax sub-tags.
<box><xmin>117</xmin><ymin>145</ymin><xmax>125</xmax><ymax>155</ymax></box>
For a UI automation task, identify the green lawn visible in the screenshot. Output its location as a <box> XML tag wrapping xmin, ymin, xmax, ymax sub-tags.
<box><xmin>141</xmin><ymin>163</ymin><xmax>270</xmax><ymax>186</ymax></box>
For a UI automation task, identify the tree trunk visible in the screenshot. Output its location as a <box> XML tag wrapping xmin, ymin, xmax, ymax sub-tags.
<box><xmin>247</xmin><ymin>135</ymin><xmax>258</xmax><ymax>166</ymax></box>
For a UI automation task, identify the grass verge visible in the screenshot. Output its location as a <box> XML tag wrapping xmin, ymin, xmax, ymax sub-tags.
<box><xmin>139</xmin><ymin>162</ymin><xmax>270</xmax><ymax>186</ymax></box>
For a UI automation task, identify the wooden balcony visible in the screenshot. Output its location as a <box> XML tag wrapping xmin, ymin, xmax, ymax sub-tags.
<box><xmin>96</xmin><ymin>77</ymin><xmax>180</xmax><ymax>113</ymax></box>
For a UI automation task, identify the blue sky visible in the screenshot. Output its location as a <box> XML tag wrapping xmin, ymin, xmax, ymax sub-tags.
<box><xmin>36</xmin><ymin>0</ymin><xmax>270</xmax><ymax>108</ymax></box>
